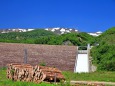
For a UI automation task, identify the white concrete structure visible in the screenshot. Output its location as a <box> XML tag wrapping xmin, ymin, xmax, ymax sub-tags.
<box><xmin>74</xmin><ymin>45</ymin><xmax>90</xmax><ymax>73</ymax></box>
<box><xmin>75</xmin><ymin>53</ymin><xmax>89</xmax><ymax>73</ymax></box>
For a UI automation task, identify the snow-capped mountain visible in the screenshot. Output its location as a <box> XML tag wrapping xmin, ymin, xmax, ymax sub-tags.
<box><xmin>88</xmin><ymin>31</ymin><xmax>102</xmax><ymax>36</ymax></box>
<box><xmin>45</xmin><ymin>27</ymin><xmax>79</xmax><ymax>34</ymax></box>
<box><xmin>44</xmin><ymin>27</ymin><xmax>102</xmax><ymax>36</ymax></box>
<box><xmin>0</xmin><ymin>28</ymin><xmax>102</xmax><ymax>36</ymax></box>
<box><xmin>0</xmin><ymin>28</ymin><xmax>34</xmax><ymax>33</ymax></box>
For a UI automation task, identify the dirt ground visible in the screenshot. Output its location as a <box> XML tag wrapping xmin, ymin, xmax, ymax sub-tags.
<box><xmin>70</xmin><ymin>81</ymin><xmax>115</xmax><ymax>86</ymax></box>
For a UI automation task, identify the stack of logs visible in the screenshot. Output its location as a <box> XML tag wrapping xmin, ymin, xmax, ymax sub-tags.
<box><xmin>7</xmin><ymin>63</ymin><xmax>65</xmax><ymax>83</ymax></box>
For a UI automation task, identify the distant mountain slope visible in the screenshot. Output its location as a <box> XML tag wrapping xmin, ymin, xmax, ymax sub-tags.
<box><xmin>0</xmin><ymin>29</ymin><xmax>56</xmax><ymax>39</ymax></box>
<box><xmin>0</xmin><ymin>29</ymin><xmax>56</xmax><ymax>43</ymax></box>
<box><xmin>0</xmin><ymin>28</ymin><xmax>96</xmax><ymax>46</ymax></box>
<box><xmin>0</xmin><ymin>27</ymin><xmax>103</xmax><ymax>36</ymax></box>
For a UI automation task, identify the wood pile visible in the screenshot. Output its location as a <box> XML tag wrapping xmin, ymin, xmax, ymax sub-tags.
<box><xmin>7</xmin><ymin>63</ymin><xmax>65</xmax><ymax>83</ymax></box>
<box><xmin>35</xmin><ymin>65</ymin><xmax>65</xmax><ymax>82</ymax></box>
<box><xmin>7</xmin><ymin>63</ymin><xmax>34</xmax><ymax>82</ymax></box>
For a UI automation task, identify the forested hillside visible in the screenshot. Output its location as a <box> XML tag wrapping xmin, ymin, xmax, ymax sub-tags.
<box><xmin>0</xmin><ymin>29</ymin><xmax>56</xmax><ymax>43</ymax></box>
<box><xmin>34</xmin><ymin>32</ymin><xmax>95</xmax><ymax>46</ymax></box>
<box><xmin>0</xmin><ymin>29</ymin><xmax>95</xmax><ymax>46</ymax></box>
<box><xmin>91</xmin><ymin>27</ymin><xmax>115</xmax><ymax>71</ymax></box>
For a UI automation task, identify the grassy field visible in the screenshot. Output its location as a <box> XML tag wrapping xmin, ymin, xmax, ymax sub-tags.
<box><xmin>63</xmin><ymin>71</ymin><xmax>115</xmax><ymax>82</ymax></box>
<box><xmin>0</xmin><ymin>68</ymin><xmax>115</xmax><ymax>86</ymax></box>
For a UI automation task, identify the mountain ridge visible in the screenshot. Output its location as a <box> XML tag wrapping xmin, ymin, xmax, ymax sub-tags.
<box><xmin>0</xmin><ymin>27</ymin><xmax>102</xmax><ymax>36</ymax></box>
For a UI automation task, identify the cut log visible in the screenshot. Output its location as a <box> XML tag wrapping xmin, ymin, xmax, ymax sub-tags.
<box><xmin>38</xmin><ymin>66</ymin><xmax>65</xmax><ymax>82</ymax></box>
<box><xmin>7</xmin><ymin>63</ymin><xmax>65</xmax><ymax>83</ymax></box>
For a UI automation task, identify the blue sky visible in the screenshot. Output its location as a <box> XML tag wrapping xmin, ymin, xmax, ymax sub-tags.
<box><xmin>0</xmin><ymin>0</ymin><xmax>115</xmax><ymax>32</ymax></box>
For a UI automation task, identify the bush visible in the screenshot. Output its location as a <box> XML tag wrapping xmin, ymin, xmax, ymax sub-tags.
<box><xmin>91</xmin><ymin>27</ymin><xmax>115</xmax><ymax>71</ymax></box>
<box><xmin>39</xmin><ymin>61</ymin><xmax>46</xmax><ymax>66</ymax></box>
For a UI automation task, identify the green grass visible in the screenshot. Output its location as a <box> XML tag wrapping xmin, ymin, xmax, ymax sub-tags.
<box><xmin>0</xmin><ymin>80</ymin><xmax>56</xmax><ymax>86</ymax></box>
<box><xmin>63</xmin><ymin>71</ymin><xmax>115</xmax><ymax>82</ymax></box>
<box><xmin>0</xmin><ymin>68</ymin><xmax>115</xmax><ymax>86</ymax></box>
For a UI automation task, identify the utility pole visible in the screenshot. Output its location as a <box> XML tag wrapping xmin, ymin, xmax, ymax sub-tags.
<box><xmin>54</xmin><ymin>73</ymin><xmax>57</xmax><ymax>84</ymax></box>
<box><xmin>24</xmin><ymin>49</ymin><xmax>27</xmax><ymax>64</ymax></box>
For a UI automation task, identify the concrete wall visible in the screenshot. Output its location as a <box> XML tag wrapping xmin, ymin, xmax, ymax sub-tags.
<box><xmin>75</xmin><ymin>54</ymin><xmax>89</xmax><ymax>73</ymax></box>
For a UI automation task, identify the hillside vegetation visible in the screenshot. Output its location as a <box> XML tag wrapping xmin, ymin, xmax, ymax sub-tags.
<box><xmin>0</xmin><ymin>29</ymin><xmax>95</xmax><ymax>46</ymax></box>
<box><xmin>35</xmin><ymin>32</ymin><xmax>95</xmax><ymax>46</ymax></box>
<box><xmin>0</xmin><ymin>29</ymin><xmax>56</xmax><ymax>43</ymax></box>
<box><xmin>91</xmin><ymin>27</ymin><xmax>115</xmax><ymax>71</ymax></box>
